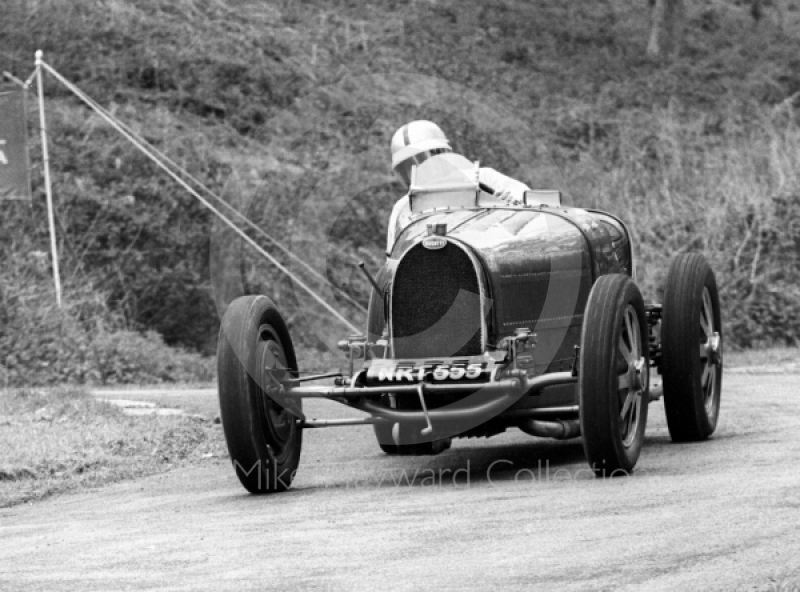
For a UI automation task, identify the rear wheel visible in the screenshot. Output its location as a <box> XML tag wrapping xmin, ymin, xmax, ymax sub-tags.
<box><xmin>661</xmin><ymin>253</ymin><xmax>723</xmax><ymax>442</ymax></box>
<box><xmin>217</xmin><ymin>295</ymin><xmax>302</xmax><ymax>493</ymax></box>
<box><xmin>579</xmin><ymin>274</ymin><xmax>650</xmax><ymax>477</ymax></box>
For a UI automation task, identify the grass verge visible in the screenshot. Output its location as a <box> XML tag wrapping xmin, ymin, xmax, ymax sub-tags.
<box><xmin>725</xmin><ymin>347</ymin><xmax>800</xmax><ymax>372</ymax></box>
<box><xmin>0</xmin><ymin>387</ymin><xmax>227</xmax><ymax>508</ymax></box>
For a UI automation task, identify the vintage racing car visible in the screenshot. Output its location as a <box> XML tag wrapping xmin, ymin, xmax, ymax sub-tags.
<box><xmin>217</xmin><ymin>158</ymin><xmax>723</xmax><ymax>492</ymax></box>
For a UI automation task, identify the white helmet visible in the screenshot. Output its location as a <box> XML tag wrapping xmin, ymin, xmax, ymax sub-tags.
<box><xmin>390</xmin><ymin>120</ymin><xmax>451</xmax><ymax>170</ymax></box>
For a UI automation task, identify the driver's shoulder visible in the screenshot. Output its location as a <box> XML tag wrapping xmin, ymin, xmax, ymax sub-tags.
<box><xmin>431</xmin><ymin>151</ymin><xmax>474</xmax><ymax>169</ymax></box>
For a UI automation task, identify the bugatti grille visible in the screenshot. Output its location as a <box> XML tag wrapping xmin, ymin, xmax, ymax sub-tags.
<box><xmin>392</xmin><ymin>243</ymin><xmax>483</xmax><ymax>358</ymax></box>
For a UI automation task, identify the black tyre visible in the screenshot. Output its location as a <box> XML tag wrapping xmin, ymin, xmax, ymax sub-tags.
<box><xmin>661</xmin><ymin>253</ymin><xmax>723</xmax><ymax>442</ymax></box>
<box><xmin>579</xmin><ymin>274</ymin><xmax>650</xmax><ymax>477</ymax></box>
<box><xmin>373</xmin><ymin>422</ymin><xmax>451</xmax><ymax>456</ymax></box>
<box><xmin>217</xmin><ymin>295</ymin><xmax>302</xmax><ymax>493</ymax></box>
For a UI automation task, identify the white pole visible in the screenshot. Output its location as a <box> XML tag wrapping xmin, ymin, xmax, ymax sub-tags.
<box><xmin>35</xmin><ymin>50</ymin><xmax>62</xmax><ymax>309</ymax></box>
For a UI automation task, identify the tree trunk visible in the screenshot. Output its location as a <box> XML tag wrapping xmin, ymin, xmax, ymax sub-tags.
<box><xmin>647</xmin><ymin>0</ymin><xmax>685</xmax><ymax>59</ymax></box>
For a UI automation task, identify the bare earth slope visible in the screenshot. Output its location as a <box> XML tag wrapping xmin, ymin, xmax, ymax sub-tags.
<box><xmin>2</xmin><ymin>372</ymin><xmax>800</xmax><ymax>591</ymax></box>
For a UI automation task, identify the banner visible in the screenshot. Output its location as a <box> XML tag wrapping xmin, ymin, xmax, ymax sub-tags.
<box><xmin>0</xmin><ymin>89</ymin><xmax>31</xmax><ymax>201</ymax></box>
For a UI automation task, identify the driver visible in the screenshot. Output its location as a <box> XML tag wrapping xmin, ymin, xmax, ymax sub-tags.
<box><xmin>387</xmin><ymin>120</ymin><xmax>531</xmax><ymax>254</ymax></box>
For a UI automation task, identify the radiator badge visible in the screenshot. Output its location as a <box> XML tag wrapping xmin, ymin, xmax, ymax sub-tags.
<box><xmin>421</xmin><ymin>236</ymin><xmax>447</xmax><ymax>250</ymax></box>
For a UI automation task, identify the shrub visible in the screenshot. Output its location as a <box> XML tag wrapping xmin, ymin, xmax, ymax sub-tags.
<box><xmin>0</xmin><ymin>250</ymin><xmax>215</xmax><ymax>387</ymax></box>
<box><xmin>567</xmin><ymin>102</ymin><xmax>800</xmax><ymax>347</ymax></box>
<box><xmin>2</xmin><ymin>0</ymin><xmax>799</xmax><ymax>365</ymax></box>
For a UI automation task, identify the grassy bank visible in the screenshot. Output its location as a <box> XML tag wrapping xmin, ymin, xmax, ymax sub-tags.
<box><xmin>1</xmin><ymin>0</ymin><xmax>799</xmax><ymax>386</ymax></box>
<box><xmin>0</xmin><ymin>387</ymin><xmax>226</xmax><ymax>507</ymax></box>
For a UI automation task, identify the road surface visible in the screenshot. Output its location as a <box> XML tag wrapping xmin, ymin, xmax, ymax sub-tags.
<box><xmin>2</xmin><ymin>372</ymin><xmax>799</xmax><ymax>591</ymax></box>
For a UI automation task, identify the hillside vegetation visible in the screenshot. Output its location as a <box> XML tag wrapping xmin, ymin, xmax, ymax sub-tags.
<box><xmin>1</xmin><ymin>0</ymin><xmax>799</xmax><ymax>386</ymax></box>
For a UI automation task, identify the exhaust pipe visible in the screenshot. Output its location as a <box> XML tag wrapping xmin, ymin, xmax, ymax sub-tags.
<box><xmin>518</xmin><ymin>418</ymin><xmax>581</xmax><ymax>440</ymax></box>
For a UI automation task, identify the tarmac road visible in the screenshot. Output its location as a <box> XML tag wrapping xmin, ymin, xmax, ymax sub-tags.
<box><xmin>2</xmin><ymin>372</ymin><xmax>800</xmax><ymax>592</ymax></box>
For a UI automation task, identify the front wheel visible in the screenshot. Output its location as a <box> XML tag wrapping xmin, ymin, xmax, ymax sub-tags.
<box><xmin>579</xmin><ymin>274</ymin><xmax>650</xmax><ymax>477</ymax></box>
<box><xmin>217</xmin><ymin>295</ymin><xmax>303</xmax><ymax>493</ymax></box>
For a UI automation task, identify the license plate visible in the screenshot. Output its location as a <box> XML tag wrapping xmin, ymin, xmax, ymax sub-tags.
<box><xmin>366</xmin><ymin>358</ymin><xmax>496</xmax><ymax>383</ymax></box>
